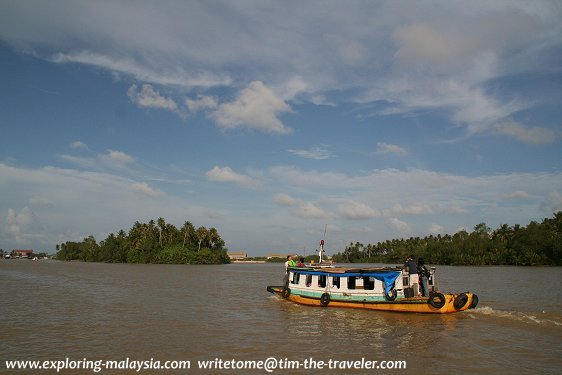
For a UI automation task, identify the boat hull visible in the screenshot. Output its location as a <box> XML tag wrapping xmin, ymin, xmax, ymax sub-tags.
<box><xmin>267</xmin><ymin>286</ymin><xmax>477</xmax><ymax>314</ymax></box>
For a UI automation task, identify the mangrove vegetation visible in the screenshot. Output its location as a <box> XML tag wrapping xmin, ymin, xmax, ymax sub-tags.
<box><xmin>331</xmin><ymin>212</ymin><xmax>562</xmax><ymax>266</ymax></box>
<box><xmin>56</xmin><ymin>218</ymin><xmax>230</xmax><ymax>264</ymax></box>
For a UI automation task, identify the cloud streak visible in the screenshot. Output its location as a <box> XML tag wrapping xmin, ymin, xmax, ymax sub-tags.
<box><xmin>288</xmin><ymin>147</ymin><xmax>332</xmax><ymax>160</ymax></box>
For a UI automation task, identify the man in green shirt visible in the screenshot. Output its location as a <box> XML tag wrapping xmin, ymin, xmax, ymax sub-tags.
<box><xmin>285</xmin><ymin>255</ymin><xmax>296</xmax><ymax>271</ymax></box>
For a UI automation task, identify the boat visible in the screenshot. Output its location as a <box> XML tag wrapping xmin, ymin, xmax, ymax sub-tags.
<box><xmin>267</xmin><ymin>240</ymin><xmax>478</xmax><ymax>314</ymax></box>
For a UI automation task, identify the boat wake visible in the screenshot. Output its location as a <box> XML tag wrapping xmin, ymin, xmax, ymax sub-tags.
<box><xmin>469</xmin><ymin>306</ymin><xmax>562</xmax><ymax>327</ymax></box>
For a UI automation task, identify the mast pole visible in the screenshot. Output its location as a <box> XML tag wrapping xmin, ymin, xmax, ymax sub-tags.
<box><xmin>319</xmin><ymin>224</ymin><xmax>327</xmax><ymax>263</ymax></box>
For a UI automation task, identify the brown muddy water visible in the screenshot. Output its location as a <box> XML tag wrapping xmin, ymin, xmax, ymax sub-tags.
<box><xmin>1</xmin><ymin>261</ymin><xmax>561</xmax><ymax>374</ymax></box>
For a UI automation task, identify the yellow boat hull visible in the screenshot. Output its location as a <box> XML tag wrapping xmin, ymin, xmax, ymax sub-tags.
<box><xmin>267</xmin><ymin>286</ymin><xmax>477</xmax><ymax>314</ymax></box>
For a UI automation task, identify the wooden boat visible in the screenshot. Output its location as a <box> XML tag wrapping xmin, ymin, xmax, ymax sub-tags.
<box><xmin>267</xmin><ymin>241</ymin><xmax>478</xmax><ymax>314</ymax></box>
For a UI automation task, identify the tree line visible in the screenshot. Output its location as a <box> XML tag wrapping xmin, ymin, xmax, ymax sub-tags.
<box><xmin>56</xmin><ymin>218</ymin><xmax>230</xmax><ymax>264</ymax></box>
<box><xmin>331</xmin><ymin>212</ymin><xmax>562</xmax><ymax>266</ymax></box>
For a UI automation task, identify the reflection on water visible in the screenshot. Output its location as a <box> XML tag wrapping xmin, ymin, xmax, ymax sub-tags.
<box><xmin>1</xmin><ymin>261</ymin><xmax>561</xmax><ymax>374</ymax></box>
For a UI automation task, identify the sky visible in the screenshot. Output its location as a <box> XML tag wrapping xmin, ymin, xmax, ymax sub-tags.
<box><xmin>1</xmin><ymin>1</ymin><xmax>561</xmax><ymax>256</ymax></box>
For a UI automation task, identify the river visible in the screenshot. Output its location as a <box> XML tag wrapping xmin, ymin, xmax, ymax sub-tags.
<box><xmin>1</xmin><ymin>260</ymin><xmax>561</xmax><ymax>374</ymax></box>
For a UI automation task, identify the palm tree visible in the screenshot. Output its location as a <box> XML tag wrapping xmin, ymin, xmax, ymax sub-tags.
<box><xmin>196</xmin><ymin>226</ymin><xmax>208</xmax><ymax>252</ymax></box>
<box><xmin>181</xmin><ymin>221</ymin><xmax>195</xmax><ymax>248</ymax></box>
<box><xmin>165</xmin><ymin>223</ymin><xmax>177</xmax><ymax>245</ymax></box>
<box><xmin>208</xmin><ymin>227</ymin><xmax>222</xmax><ymax>249</ymax></box>
<box><xmin>493</xmin><ymin>223</ymin><xmax>513</xmax><ymax>244</ymax></box>
<box><xmin>157</xmin><ymin>217</ymin><xmax>166</xmax><ymax>247</ymax></box>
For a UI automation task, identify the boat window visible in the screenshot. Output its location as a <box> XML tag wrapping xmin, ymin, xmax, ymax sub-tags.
<box><xmin>318</xmin><ymin>274</ymin><xmax>327</xmax><ymax>288</ymax></box>
<box><xmin>363</xmin><ymin>277</ymin><xmax>375</xmax><ymax>290</ymax></box>
<box><xmin>332</xmin><ymin>276</ymin><xmax>340</xmax><ymax>288</ymax></box>
<box><xmin>347</xmin><ymin>277</ymin><xmax>356</xmax><ymax>290</ymax></box>
<box><xmin>306</xmin><ymin>274</ymin><xmax>312</xmax><ymax>287</ymax></box>
<box><xmin>402</xmin><ymin>275</ymin><xmax>409</xmax><ymax>287</ymax></box>
<box><xmin>291</xmin><ymin>273</ymin><xmax>300</xmax><ymax>285</ymax></box>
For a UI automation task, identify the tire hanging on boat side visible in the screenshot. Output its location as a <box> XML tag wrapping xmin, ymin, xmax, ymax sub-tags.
<box><xmin>469</xmin><ymin>294</ymin><xmax>479</xmax><ymax>309</ymax></box>
<box><xmin>282</xmin><ymin>287</ymin><xmax>291</xmax><ymax>298</ymax></box>
<box><xmin>320</xmin><ymin>293</ymin><xmax>330</xmax><ymax>306</ymax></box>
<box><xmin>453</xmin><ymin>293</ymin><xmax>469</xmax><ymax>310</ymax></box>
<box><xmin>428</xmin><ymin>292</ymin><xmax>446</xmax><ymax>308</ymax></box>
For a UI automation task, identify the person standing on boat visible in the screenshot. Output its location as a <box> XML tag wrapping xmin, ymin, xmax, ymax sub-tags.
<box><xmin>284</xmin><ymin>255</ymin><xmax>297</xmax><ymax>286</ymax></box>
<box><xmin>285</xmin><ymin>255</ymin><xmax>296</xmax><ymax>271</ymax></box>
<box><xmin>404</xmin><ymin>255</ymin><xmax>419</xmax><ymax>290</ymax></box>
<box><xmin>417</xmin><ymin>258</ymin><xmax>430</xmax><ymax>297</ymax></box>
<box><xmin>297</xmin><ymin>257</ymin><xmax>306</xmax><ymax>267</ymax></box>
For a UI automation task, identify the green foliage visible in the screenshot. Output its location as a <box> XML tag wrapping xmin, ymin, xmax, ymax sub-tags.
<box><xmin>266</xmin><ymin>257</ymin><xmax>286</xmax><ymax>263</ymax></box>
<box><xmin>56</xmin><ymin>218</ymin><xmax>230</xmax><ymax>265</ymax></box>
<box><xmin>331</xmin><ymin>212</ymin><xmax>562</xmax><ymax>266</ymax></box>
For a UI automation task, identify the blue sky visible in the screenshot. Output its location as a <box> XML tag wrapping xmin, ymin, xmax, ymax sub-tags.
<box><xmin>1</xmin><ymin>1</ymin><xmax>561</xmax><ymax>256</ymax></box>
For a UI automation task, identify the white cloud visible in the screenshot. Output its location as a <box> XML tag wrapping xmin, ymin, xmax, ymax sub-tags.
<box><xmin>294</xmin><ymin>202</ymin><xmax>328</xmax><ymax>219</ymax></box>
<box><xmin>337</xmin><ymin>201</ymin><xmax>380</xmax><ymax>220</ymax></box>
<box><xmin>288</xmin><ymin>147</ymin><xmax>331</xmax><ymax>160</ymax></box>
<box><xmin>393</xmin><ymin>23</ymin><xmax>478</xmax><ymax>66</ymax></box>
<box><xmin>269</xmin><ymin>166</ymin><xmax>350</xmax><ymax>189</ymax></box>
<box><xmin>501</xmin><ymin>190</ymin><xmax>529</xmax><ymax>200</ymax></box>
<box><xmin>51</xmin><ymin>51</ymin><xmax>231</xmax><ymax>89</ymax></box>
<box><xmin>212</xmin><ymin>81</ymin><xmax>293</xmax><ymax>134</ymax></box>
<box><xmin>70</xmin><ymin>141</ymin><xmax>89</xmax><ymax>150</ymax></box>
<box><xmin>0</xmin><ymin>163</ymin><xmax>220</xmax><ymax>250</ymax></box>
<box><xmin>5</xmin><ymin>207</ymin><xmax>42</xmax><ymax>245</ymax></box>
<box><xmin>273</xmin><ymin>193</ymin><xmax>329</xmax><ymax>219</ymax></box>
<box><xmin>275</xmin><ymin>194</ymin><xmax>380</xmax><ymax>221</ymax></box>
<box><xmin>7</xmin><ymin>207</ymin><xmax>35</xmax><ymax>226</ymax></box>
<box><xmin>448</xmin><ymin>203</ymin><xmax>467</xmax><ymax>214</ymax></box>
<box><xmin>376</xmin><ymin>142</ymin><xmax>408</xmax><ymax>156</ymax></box>
<box><xmin>29</xmin><ymin>196</ymin><xmax>54</xmax><ymax>206</ymax></box>
<box><xmin>273</xmin><ymin>193</ymin><xmax>298</xmax><ymax>207</ymax></box>
<box><xmin>59</xmin><ymin>149</ymin><xmax>135</xmax><ymax>173</ymax></box>
<box><xmin>130</xmin><ymin>182</ymin><xmax>162</xmax><ymax>198</ymax></box>
<box><xmin>278</xmin><ymin>76</ymin><xmax>310</xmax><ymax>101</ymax></box>
<box><xmin>206</xmin><ymin>166</ymin><xmax>262</xmax><ymax>188</ymax></box>
<box><xmin>429</xmin><ymin>223</ymin><xmax>445</xmax><ymax>234</ymax></box>
<box><xmin>58</xmin><ymin>154</ymin><xmax>97</xmax><ymax>169</ymax></box>
<box><xmin>127</xmin><ymin>84</ymin><xmax>177</xmax><ymax>111</ymax></box>
<box><xmin>98</xmin><ymin>149</ymin><xmax>135</xmax><ymax>170</ymax></box>
<box><xmin>386</xmin><ymin>217</ymin><xmax>411</xmax><ymax>233</ymax></box>
<box><xmin>185</xmin><ymin>95</ymin><xmax>218</xmax><ymax>112</ymax></box>
<box><xmin>103</xmin><ymin>150</ymin><xmax>134</xmax><ymax>164</ymax></box>
<box><xmin>1</xmin><ymin>2</ymin><xmax>558</xmax><ymax>142</ymax></box>
<box><xmin>496</xmin><ymin>121</ymin><xmax>560</xmax><ymax>145</ymax></box>
<box><xmin>387</xmin><ymin>203</ymin><xmax>434</xmax><ymax>216</ymax></box>
<box><xmin>541</xmin><ymin>192</ymin><xmax>562</xmax><ymax>212</ymax></box>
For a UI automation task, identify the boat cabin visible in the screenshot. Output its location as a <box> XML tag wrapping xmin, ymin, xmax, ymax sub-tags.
<box><xmin>286</xmin><ymin>266</ymin><xmax>436</xmax><ymax>301</ymax></box>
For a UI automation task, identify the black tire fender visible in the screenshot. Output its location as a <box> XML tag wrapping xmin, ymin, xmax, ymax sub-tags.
<box><xmin>320</xmin><ymin>292</ymin><xmax>330</xmax><ymax>306</ymax></box>
<box><xmin>281</xmin><ymin>287</ymin><xmax>291</xmax><ymax>298</ymax></box>
<box><xmin>384</xmin><ymin>289</ymin><xmax>397</xmax><ymax>301</ymax></box>
<box><xmin>428</xmin><ymin>292</ymin><xmax>446</xmax><ymax>308</ymax></box>
<box><xmin>453</xmin><ymin>293</ymin><xmax>469</xmax><ymax>310</ymax></box>
<box><xmin>469</xmin><ymin>294</ymin><xmax>479</xmax><ymax>309</ymax></box>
